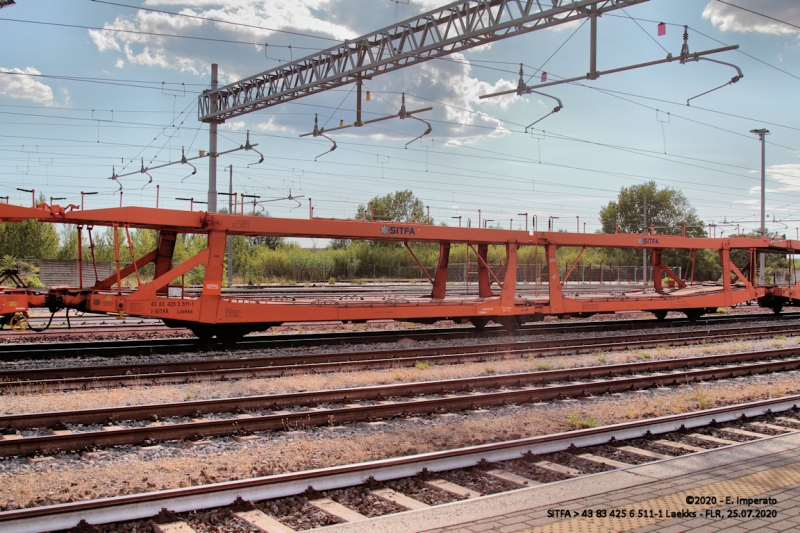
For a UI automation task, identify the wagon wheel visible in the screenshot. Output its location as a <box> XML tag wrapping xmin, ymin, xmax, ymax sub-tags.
<box><xmin>652</xmin><ymin>310</ymin><xmax>668</xmax><ymax>321</ymax></box>
<box><xmin>470</xmin><ymin>317</ymin><xmax>489</xmax><ymax>331</ymax></box>
<box><xmin>9</xmin><ymin>312</ymin><xmax>29</xmax><ymax>332</ymax></box>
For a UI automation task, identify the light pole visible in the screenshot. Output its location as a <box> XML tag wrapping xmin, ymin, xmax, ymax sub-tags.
<box><xmin>548</xmin><ymin>216</ymin><xmax>559</xmax><ymax>231</ymax></box>
<box><xmin>484</xmin><ymin>219</ymin><xmax>494</xmax><ymax>229</ymax></box>
<box><xmin>451</xmin><ymin>216</ymin><xmax>462</xmax><ymax>227</ymax></box>
<box><xmin>751</xmin><ymin>128</ymin><xmax>769</xmax><ymax>284</ymax></box>
<box><xmin>207</xmin><ymin>63</ymin><xmax>219</xmax><ymax>212</ymax></box>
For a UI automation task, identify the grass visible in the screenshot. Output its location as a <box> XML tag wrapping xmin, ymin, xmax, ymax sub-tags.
<box><xmin>4</xmin><ymin>374</ymin><xmax>800</xmax><ymax>510</ymax></box>
<box><xmin>484</xmin><ymin>365</ymin><xmax>496</xmax><ymax>374</ymax></box>
<box><xmin>635</xmin><ymin>351</ymin><xmax>652</xmax><ymax>360</ymax></box>
<box><xmin>414</xmin><ymin>361</ymin><xmax>432</xmax><ymax>370</ymax></box>
<box><xmin>686</xmin><ymin>387</ymin><xmax>713</xmax><ymax>410</ymax></box>
<box><xmin>4</xmin><ymin>337</ymin><xmax>800</xmax><ymax>418</ymax></box>
<box><xmin>566</xmin><ymin>413</ymin><xmax>597</xmax><ymax>430</ymax></box>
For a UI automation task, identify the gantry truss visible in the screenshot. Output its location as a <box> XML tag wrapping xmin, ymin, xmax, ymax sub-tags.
<box><xmin>198</xmin><ymin>0</ymin><xmax>648</xmax><ymax>122</ymax></box>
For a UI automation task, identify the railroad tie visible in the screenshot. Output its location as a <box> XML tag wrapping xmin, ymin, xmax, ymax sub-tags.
<box><xmin>652</xmin><ymin>439</ymin><xmax>706</xmax><ymax>453</ymax></box>
<box><xmin>235</xmin><ymin>509</ymin><xmax>296</xmax><ymax>533</ymax></box>
<box><xmin>749</xmin><ymin>421</ymin><xmax>796</xmax><ymax>433</ymax></box>
<box><xmin>152</xmin><ymin>522</ymin><xmax>196</xmax><ymax>533</ymax></box>
<box><xmin>776</xmin><ymin>416</ymin><xmax>800</xmax><ymax>426</ymax></box>
<box><xmin>425</xmin><ymin>479</ymin><xmax>481</xmax><ymax>499</ymax></box>
<box><xmin>533</xmin><ymin>461</ymin><xmax>582</xmax><ymax>477</ymax></box>
<box><xmin>617</xmin><ymin>445</ymin><xmax>671</xmax><ymax>460</ymax></box>
<box><xmin>717</xmin><ymin>427</ymin><xmax>771</xmax><ymax>439</ymax></box>
<box><xmin>371</xmin><ymin>488</ymin><xmax>430</xmax><ymax>510</ymax></box>
<box><xmin>689</xmin><ymin>433</ymin><xmax>738</xmax><ymax>446</ymax></box>
<box><xmin>479</xmin><ymin>468</ymin><xmax>542</xmax><ymax>486</ymax></box>
<box><xmin>309</xmin><ymin>498</ymin><xmax>368</xmax><ymax>522</ymax></box>
<box><xmin>577</xmin><ymin>453</ymin><xmax>634</xmax><ymax>469</ymax></box>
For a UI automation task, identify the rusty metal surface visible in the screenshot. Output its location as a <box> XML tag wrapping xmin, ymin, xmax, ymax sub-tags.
<box><xmin>3</xmin><ymin>320</ymin><xmax>799</xmax><ymax>390</ymax></box>
<box><xmin>2</xmin><ymin>350</ymin><xmax>800</xmax><ymax>456</ymax></box>
<box><xmin>1</xmin><ymin>394</ymin><xmax>799</xmax><ymax>533</ymax></box>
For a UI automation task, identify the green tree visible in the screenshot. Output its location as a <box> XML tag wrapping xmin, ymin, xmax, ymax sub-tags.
<box><xmin>599</xmin><ymin>181</ymin><xmax>704</xmax><ymax>237</ymax></box>
<box><xmin>599</xmin><ymin>182</ymin><xmax>717</xmax><ymax>279</ymax></box>
<box><xmin>356</xmin><ymin>190</ymin><xmax>426</xmax><ymax>223</ymax></box>
<box><xmin>0</xmin><ymin>219</ymin><xmax>59</xmax><ymax>260</ymax></box>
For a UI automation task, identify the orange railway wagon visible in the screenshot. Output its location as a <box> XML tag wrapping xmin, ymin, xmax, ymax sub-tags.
<box><xmin>0</xmin><ymin>203</ymin><xmax>787</xmax><ymax>339</ymax></box>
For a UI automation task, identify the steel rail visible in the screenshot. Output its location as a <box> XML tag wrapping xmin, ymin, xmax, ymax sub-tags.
<box><xmin>3</xmin><ymin>351</ymin><xmax>800</xmax><ymax>456</ymax></box>
<box><xmin>0</xmin><ymin>311</ymin><xmax>794</xmax><ymax>361</ymax></box>
<box><xmin>4</xmin><ymin>321</ymin><xmax>799</xmax><ymax>390</ymax></box>
<box><xmin>2</xmin><ymin>395</ymin><xmax>798</xmax><ymax>533</ymax></box>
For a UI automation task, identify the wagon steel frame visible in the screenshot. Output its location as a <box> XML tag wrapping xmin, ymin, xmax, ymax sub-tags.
<box><xmin>0</xmin><ymin>203</ymin><xmax>793</xmax><ymax>337</ymax></box>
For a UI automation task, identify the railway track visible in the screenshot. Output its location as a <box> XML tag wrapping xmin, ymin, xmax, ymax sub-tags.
<box><xmin>2</xmin><ymin>395</ymin><xmax>797</xmax><ymax>533</ymax></box>
<box><xmin>0</xmin><ymin>311</ymin><xmax>797</xmax><ymax>361</ymax></box>
<box><xmin>4</xmin><ymin>320</ymin><xmax>800</xmax><ymax>390</ymax></box>
<box><xmin>3</xmin><ymin>347</ymin><xmax>800</xmax><ymax>457</ymax></box>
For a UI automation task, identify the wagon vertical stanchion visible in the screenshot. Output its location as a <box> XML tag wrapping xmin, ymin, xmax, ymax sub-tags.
<box><xmin>0</xmin><ymin>202</ymin><xmax>796</xmax><ymax>337</ymax></box>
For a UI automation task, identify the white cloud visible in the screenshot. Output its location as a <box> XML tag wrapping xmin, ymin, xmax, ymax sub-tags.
<box><xmin>767</xmin><ymin>164</ymin><xmax>800</xmax><ymax>191</ymax></box>
<box><xmin>0</xmin><ymin>67</ymin><xmax>55</xmax><ymax>105</ymax></box>
<box><xmin>749</xmin><ymin>186</ymin><xmax>779</xmax><ymax>194</ymax></box>
<box><xmin>343</xmin><ymin>53</ymin><xmax>520</xmax><ymax>144</ymax></box>
<box><xmin>222</xmin><ymin>120</ymin><xmax>247</xmax><ymax>132</ymax></box>
<box><xmin>256</xmin><ymin>116</ymin><xmax>295</xmax><ymax>132</ymax></box>
<box><xmin>703</xmin><ymin>1</ymin><xmax>800</xmax><ymax>35</ymax></box>
<box><xmin>90</xmin><ymin>1</ymin><xmax>357</xmax><ymax>76</ymax></box>
<box><xmin>115</xmin><ymin>58</ymin><xmax>125</xmax><ymax>68</ymax></box>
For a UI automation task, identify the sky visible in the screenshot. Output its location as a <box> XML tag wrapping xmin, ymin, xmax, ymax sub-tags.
<box><xmin>1</xmin><ymin>0</ymin><xmax>800</xmax><ymax>241</ymax></box>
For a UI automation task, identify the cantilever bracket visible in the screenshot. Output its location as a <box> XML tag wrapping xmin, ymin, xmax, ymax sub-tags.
<box><xmin>486</xmin><ymin>65</ymin><xmax>564</xmax><ymax>132</ymax></box>
<box><xmin>139</xmin><ymin>158</ymin><xmax>153</xmax><ymax>189</ymax></box>
<box><xmin>308</xmin><ymin>114</ymin><xmax>338</xmax><ymax>161</ymax></box>
<box><xmin>109</xmin><ymin>166</ymin><xmax>123</xmax><ymax>191</ymax></box>
<box><xmin>679</xmin><ymin>27</ymin><xmax>744</xmax><ymax>105</ymax></box>
<box><xmin>260</xmin><ymin>188</ymin><xmax>306</xmax><ymax>210</ymax></box>
<box><xmin>299</xmin><ymin>94</ymin><xmax>432</xmax><ymax>152</ymax></box>
<box><xmin>399</xmin><ymin>93</ymin><xmax>433</xmax><ymax>148</ymax></box>
<box><xmin>180</xmin><ymin>147</ymin><xmax>198</xmax><ymax>182</ymax></box>
<box><xmin>243</xmin><ymin>130</ymin><xmax>265</xmax><ymax>167</ymax></box>
<box><xmin>524</xmin><ymin>88</ymin><xmax>563</xmax><ymax>132</ymax></box>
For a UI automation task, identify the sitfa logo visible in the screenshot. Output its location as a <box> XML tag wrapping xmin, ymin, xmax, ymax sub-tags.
<box><xmin>637</xmin><ymin>237</ymin><xmax>660</xmax><ymax>245</ymax></box>
<box><xmin>381</xmin><ymin>225</ymin><xmax>416</xmax><ymax>236</ymax></box>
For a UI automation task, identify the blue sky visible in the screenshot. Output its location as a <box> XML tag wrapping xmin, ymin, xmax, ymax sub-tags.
<box><xmin>1</xmin><ymin>0</ymin><xmax>799</xmax><ymax>240</ymax></box>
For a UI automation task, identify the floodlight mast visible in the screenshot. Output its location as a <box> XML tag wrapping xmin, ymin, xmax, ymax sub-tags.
<box><xmin>197</xmin><ymin>0</ymin><xmax>649</xmax><ymax>123</ymax></box>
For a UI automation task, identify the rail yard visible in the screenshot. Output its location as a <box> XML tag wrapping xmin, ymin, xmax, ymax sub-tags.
<box><xmin>2</xmin><ymin>200</ymin><xmax>800</xmax><ymax>532</ymax></box>
<box><xmin>3</xmin><ymin>0</ymin><xmax>800</xmax><ymax>531</ymax></box>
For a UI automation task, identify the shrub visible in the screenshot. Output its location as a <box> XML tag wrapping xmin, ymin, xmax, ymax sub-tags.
<box><xmin>25</xmin><ymin>275</ymin><xmax>45</xmax><ymax>288</ymax></box>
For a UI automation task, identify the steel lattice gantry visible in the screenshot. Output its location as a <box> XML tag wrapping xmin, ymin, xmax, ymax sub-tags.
<box><xmin>198</xmin><ymin>0</ymin><xmax>648</xmax><ymax>123</ymax></box>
